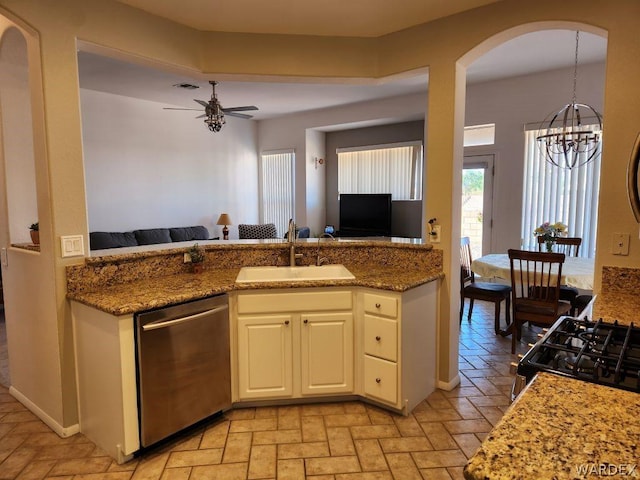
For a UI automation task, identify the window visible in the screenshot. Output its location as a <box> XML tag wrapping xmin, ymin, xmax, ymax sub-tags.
<box><xmin>464</xmin><ymin>124</ymin><xmax>495</xmax><ymax>147</ymax></box>
<box><xmin>260</xmin><ymin>149</ymin><xmax>294</xmax><ymax>237</ymax></box>
<box><xmin>337</xmin><ymin>142</ymin><xmax>423</xmax><ymax>200</ymax></box>
<box><xmin>520</xmin><ymin>127</ymin><xmax>601</xmax><ymax>257</ymax></box>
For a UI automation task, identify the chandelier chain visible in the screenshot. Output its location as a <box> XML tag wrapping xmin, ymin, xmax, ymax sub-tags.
<box><xmin>572</xmin><ymin>30</ymin><xmax>579</xmax><ymax>105</ymax></box>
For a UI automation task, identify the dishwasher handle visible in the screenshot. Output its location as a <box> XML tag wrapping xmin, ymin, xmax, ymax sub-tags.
<box><xmin>142</xmin><ymin>305</ymin><xmax>228</xmax><ymax>331</ymax></box>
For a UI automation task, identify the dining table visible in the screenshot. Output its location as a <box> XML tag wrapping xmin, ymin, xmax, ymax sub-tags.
<box><xmin>471</xmin><ymin>253</ymin><xmax>594</xmax><ymax>291</ymax></box>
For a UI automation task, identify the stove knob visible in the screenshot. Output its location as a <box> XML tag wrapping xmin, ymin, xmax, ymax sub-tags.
<box><xmin>537</xmin><ymin>333</ymin><xmax>545</xmax><ymax>338</ymax></box>
<box><xmin>509</xmin><ymin>362</ymin><xmax>518</xmax><ymax>374</ymax></box>
<box><xmin>528</xmin><ymin>343</ymin><xmax>535</xmax><ymax>348</ymax></box>
<box><xmin>542</xmin><ymin>328</ymin><xmax>549</xmax><ymax>332</ymax></box>
<box><xmin>517</xmin><ymin>354</ymin><xmax>524</xmax><ymax>360</ymax></box>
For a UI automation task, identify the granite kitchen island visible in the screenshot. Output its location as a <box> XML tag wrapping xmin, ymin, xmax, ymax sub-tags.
<box><xmin>463</xmin><ymin>372</ymin><xmax>640</xmax><ymax>480</ymax></box>
<box><xmin>66</xmin><ymin>238</ymin><xmax>444</xmax><ymax>463</ymax></box>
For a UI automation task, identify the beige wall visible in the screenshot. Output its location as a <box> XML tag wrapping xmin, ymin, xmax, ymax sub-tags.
<box><xmin>0</xmin><ymin>0</ymin><xmax>638</xmax><ymax>427</ymax></box>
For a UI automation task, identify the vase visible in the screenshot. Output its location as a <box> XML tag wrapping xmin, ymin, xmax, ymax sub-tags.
<box><xmin>30</xmin><ymin>230</ymin><xmax>40</xmax><ymax>245</ymax></box>
<box><xmin>192</xmin><ymin>263</ymin><xmax>204</xmax><ymax>274</ymax></box>
<box><xmin>545</xmin><ymin>238</ymin><xmax>554</xmax><ymax>252</ymax></box>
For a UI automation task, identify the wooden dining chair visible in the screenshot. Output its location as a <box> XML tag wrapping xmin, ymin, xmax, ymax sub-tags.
<box><xmin>536</xmin><ymin>236</ymin><xmax>582</xmax><ymax>313</ymax></box>
<box><xmin>460</xmin><ymin>237</ymin><xmax>511</xmax><ymax>334</ymax></box>
<box><xmin>536</xmin><ymin>236</ymin><xmax>582</xmax><ymax>256</ymax></box>
<box><xmin>507</xmin><ymin>249</ymin><xmax>572</xmax><ymax>353</ymax></box>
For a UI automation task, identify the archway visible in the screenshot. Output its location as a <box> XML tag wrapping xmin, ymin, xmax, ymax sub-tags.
<box><xmin>428</xmin><ymin>21</ymin><xmax>608</xmax><ymax>388</ymax></box>
<box><xmin>0</xmin><ymin>23</ymin><xmax>38</xmax><ymax>387</ymax></box>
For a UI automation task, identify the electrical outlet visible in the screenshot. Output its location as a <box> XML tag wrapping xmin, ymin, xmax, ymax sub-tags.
<box><xmin>430</xmin><ymin>225</ymin><xmax>441</xmax><ymax>243</ymax></box>
<box><xmin>612</xmin><ymin>233</ymin><xmax>630</xmax><ymax>255</ymax></box>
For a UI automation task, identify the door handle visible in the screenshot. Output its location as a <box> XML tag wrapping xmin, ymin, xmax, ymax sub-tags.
<box><xmin>142</xmin><ymin>305</ymin><xmax>228</xmax><ymax>331</ymax></box>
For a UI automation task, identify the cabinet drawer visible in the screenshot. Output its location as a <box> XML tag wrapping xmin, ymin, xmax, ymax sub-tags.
<box><xmin>363</xmin><ymin>314</ymin><xmax>397</xmax><ymax>362</ymax></box>
<box><xmin>237</xmin><ymin>290</ymin><xmax>352</xmax><ymax>314</ymax></box>
<box><xmin>363</xmin><ymin>292</ymin><xmax>398</xmax><ymax>318</ymax></box>
<box><xmin>363</xmin><ymin>355</ymin><xmax>397</xmax><ymax>405</ymax></box>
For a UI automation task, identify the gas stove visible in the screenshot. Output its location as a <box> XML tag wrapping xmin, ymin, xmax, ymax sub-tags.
<box><xmin>512</xmin><ymin>316</ymin><xmax>640</xmax><ymax>399</ymax></box>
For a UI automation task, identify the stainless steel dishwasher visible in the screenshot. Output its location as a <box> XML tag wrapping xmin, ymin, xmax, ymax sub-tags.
<box><xmin>135</xmin><ymin>294</ymin><xmax>231</xmax><ymax>448</ymax></box>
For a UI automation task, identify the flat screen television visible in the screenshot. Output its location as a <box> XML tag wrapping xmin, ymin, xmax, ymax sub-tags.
<box><xmin>339</xmin><ymin>193</ymin><xmax>392</xmax><ymax>237</ymax></box>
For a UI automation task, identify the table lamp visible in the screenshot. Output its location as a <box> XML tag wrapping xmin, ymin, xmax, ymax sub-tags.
<box><xmin>216</xmin><ymin>213</ymin><xmax>232</xmax><ymax>240</ymax></box>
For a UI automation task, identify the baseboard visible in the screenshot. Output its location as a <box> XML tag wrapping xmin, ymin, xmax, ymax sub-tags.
<box><xmin>437</xmin><ymin>374</ymin><xmax>461</xmax><ymax>391</ymax></box>
<box><xmin>9</xmin><ymin>386</ymin><xmax>80</xmax><ymax>438</ymax></box>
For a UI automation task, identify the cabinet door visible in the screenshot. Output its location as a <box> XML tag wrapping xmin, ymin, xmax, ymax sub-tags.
<box><xmin>300</xmin><ymin>312</ymin><xmax>353</xmax><ymax>395</ymax></box>
<box><xmin>237</xmin><ymin>315</ymin><xmax>293</xmax><ymax>400</ymax></box>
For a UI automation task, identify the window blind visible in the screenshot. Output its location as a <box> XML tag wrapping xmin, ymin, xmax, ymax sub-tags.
<box><xmin>337</xmin><ymin>143</ymin><xmax>423</xmax><ymax>200</ymax></box>
<box><xmin>521</xmin><ymin>128</ymin><xmax>601</xmax><ymax>258</ymax></box>
<box><xmin>260</xmin><ymin>150</ymin><xmax>294</xmax><ymax>237</ymax></box>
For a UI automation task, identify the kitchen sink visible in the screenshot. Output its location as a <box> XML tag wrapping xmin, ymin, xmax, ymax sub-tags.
<box><xmin>235</xmin><ymin>264</ymin><xmax>355</xmax><ymax>283</ymax></box>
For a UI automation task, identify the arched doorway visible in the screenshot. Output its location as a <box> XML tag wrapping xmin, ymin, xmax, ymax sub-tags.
<box><xmin>0</xmin><ymin>23</ymin><xmax>39</xmax><ymax>387</ymax></box>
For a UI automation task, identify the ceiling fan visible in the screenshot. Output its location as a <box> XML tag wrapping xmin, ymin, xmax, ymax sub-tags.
<box><xmin>164</xmin><ymin>81</ymin><xmax>258</xmax><ymax>132</ymax></box>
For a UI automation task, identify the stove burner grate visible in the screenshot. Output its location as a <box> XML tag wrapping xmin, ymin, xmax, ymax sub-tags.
<box><xmin>518</xmin><ymin>316</ymin><xmax>640</xmax><ymax>393</ymax></box>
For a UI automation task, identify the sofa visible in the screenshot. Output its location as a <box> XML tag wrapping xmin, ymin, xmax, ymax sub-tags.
<box><xmin>89</xmin><ymin>225</ymin><xmax>210</xmax><ymax>250</ymax></box>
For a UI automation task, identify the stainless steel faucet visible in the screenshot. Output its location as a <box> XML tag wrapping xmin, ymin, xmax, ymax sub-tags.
<box><xmin>288</xmin><ymin>219</ymin><xmax>303</xmax><ymax>266</ymax></box>
<box><xmin>316</xmin><ymin>233</ymin><xmax>335</xmax><ymax>266</ymax></box>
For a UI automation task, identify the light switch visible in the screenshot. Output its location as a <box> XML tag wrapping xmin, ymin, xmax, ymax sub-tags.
<box><xmin>61</xmin><ymin>235</ymin><xmax>85</xmax><ymax>258</ymax></box>
<box><xmin>611</xmin><ymin>233</ymin><xmax>629</xmax><ymax>255</ymax></box>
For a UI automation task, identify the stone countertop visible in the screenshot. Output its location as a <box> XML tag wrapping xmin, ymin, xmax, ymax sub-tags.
<box><xmin>591</xmin><ymin>266</ymin><xmax>640</xmax><ymax>326</ymax></box>
<box><xmin>590</xmin><ymin>292</ymin><xmax>639</xmax><ymax>327</ymax></box>
<box><xmin>463</xmin><ymin>372</ymin><xmax>640</xmax><ymax>480</ymax></box>
<box><xmin>67</xmin><ymin>264</ymin><xmax>443</xmax><ymax>316</ymax></box>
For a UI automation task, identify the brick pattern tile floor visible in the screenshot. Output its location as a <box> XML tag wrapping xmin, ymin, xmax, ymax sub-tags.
<box><xmin>0</xmin><ymin>302</ymin><xmax>540</xmax><ymax>479</ymax></box>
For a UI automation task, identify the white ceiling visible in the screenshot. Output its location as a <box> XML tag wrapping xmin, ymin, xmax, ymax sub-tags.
<box><xmin>78</xmin><ymin>6</ymin><xmax>606</xmax><ymax>120</ymax></box>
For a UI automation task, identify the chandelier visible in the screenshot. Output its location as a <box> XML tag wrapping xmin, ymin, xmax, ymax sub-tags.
<box><xmin>536</xmin><ymin>31</ymin><xmax>603</xmax><ymax>169</ymax></box>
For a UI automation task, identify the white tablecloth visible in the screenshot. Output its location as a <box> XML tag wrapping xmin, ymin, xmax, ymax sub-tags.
<box><xmin>471</xmin><ymin>254</ymin><xmax>594</xmax><ymax>290</ymax></box>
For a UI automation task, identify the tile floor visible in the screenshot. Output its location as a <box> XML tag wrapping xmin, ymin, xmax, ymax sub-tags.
<box><xmin>0</xmin><ymin>302</ymin><xmax>538</xmax><ymax>480</ymax></box>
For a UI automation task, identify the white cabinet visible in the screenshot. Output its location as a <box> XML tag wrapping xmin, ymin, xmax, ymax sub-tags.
<box><xmin>301</xmin><ymin>312</ymin><xmax>353</xmax><ymax>395</ymax></box>
<box><xmin>233</xmin><ymin>289</ymin><xmax>353</xmax><ymax>401</ymax></box>
<box><xmin>237</xmin><ymin>314</ymin><xmax>294</xmax><ymax>399</ymax></box>
<box><xmin>232</xmin><ymin>282</ymin><xmax>437</xmax><ymax>414</ymax></box>
<box><xmin>71</xmin><ymin>301</ymin><xmax>139</xmax><ymax>464</ymax></box>
<box><xmin>359</xmin><ymin>282</ymin><xmax>437</xmax><ymax>413</ymax></box>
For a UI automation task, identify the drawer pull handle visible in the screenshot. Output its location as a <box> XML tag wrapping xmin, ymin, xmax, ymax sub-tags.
<box><xmin>375</xmin><ymin>378</ymin><xmax>381</xmax><ymax>383</ymax></box>
<box><xmin>375</xmin><ymin>336</ymin><xmax>381</xmax><ymax>341</ymax></box>
<box><xmin>303</xmin><ymin>319</ymin><xmax>308</xmax><ymax>324</ymax></box>
<box><xmin>284</xmin><ymin>320</ymin><xmax>290</xmax><ymax>325</ymax></box>
<box><xmin>375</xmin><ymin>303</ymin><xmax>381</xmax><ymax>308</ymax></box>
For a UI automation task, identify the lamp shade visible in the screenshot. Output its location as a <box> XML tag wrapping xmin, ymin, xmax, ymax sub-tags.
<box><xmin>216</xmin><ymin>213</ymin><xmax>232</xmax><ymax>226</ymax></box>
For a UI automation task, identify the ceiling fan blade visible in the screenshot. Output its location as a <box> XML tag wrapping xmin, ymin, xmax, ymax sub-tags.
<box><xmin>194</xmin><ymin>99</ymin><xmax>210</xmax><ymax>108</ymax></box>
<box><xmin>222</xmin><ymin>105</ymin><xmax>258</xmax><ymax>112</ymax></box>
<box><xmin>225</xmin><ymin>112</ymin><xmax>254</xmax><ymax>119</ymax></box>
<box><xmin>163</xmin><ymin>107</ymin><xmax>204</xmax><ymax>111</ymax></box>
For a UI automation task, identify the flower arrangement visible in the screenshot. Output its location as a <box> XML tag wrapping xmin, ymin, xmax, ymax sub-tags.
<box><xmin>534</xmin><ymin>221</ymin><xmax>567</xmax><ymax>252</ymax></box>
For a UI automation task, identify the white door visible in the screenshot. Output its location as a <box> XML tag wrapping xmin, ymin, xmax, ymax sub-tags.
<box><xmin>462</xmin><ymin>154</ymin><xmax>494</xmax><ymax>257</ymax></box>
<box><xmin>300</xmin><ymin>312</ymin><xmax>353</xmax><ymax>395</ymax></box>
<box><xmin>237</xmin><ymin>314</ymin><xmax>293</xmax><ymax>399</ymax></box>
